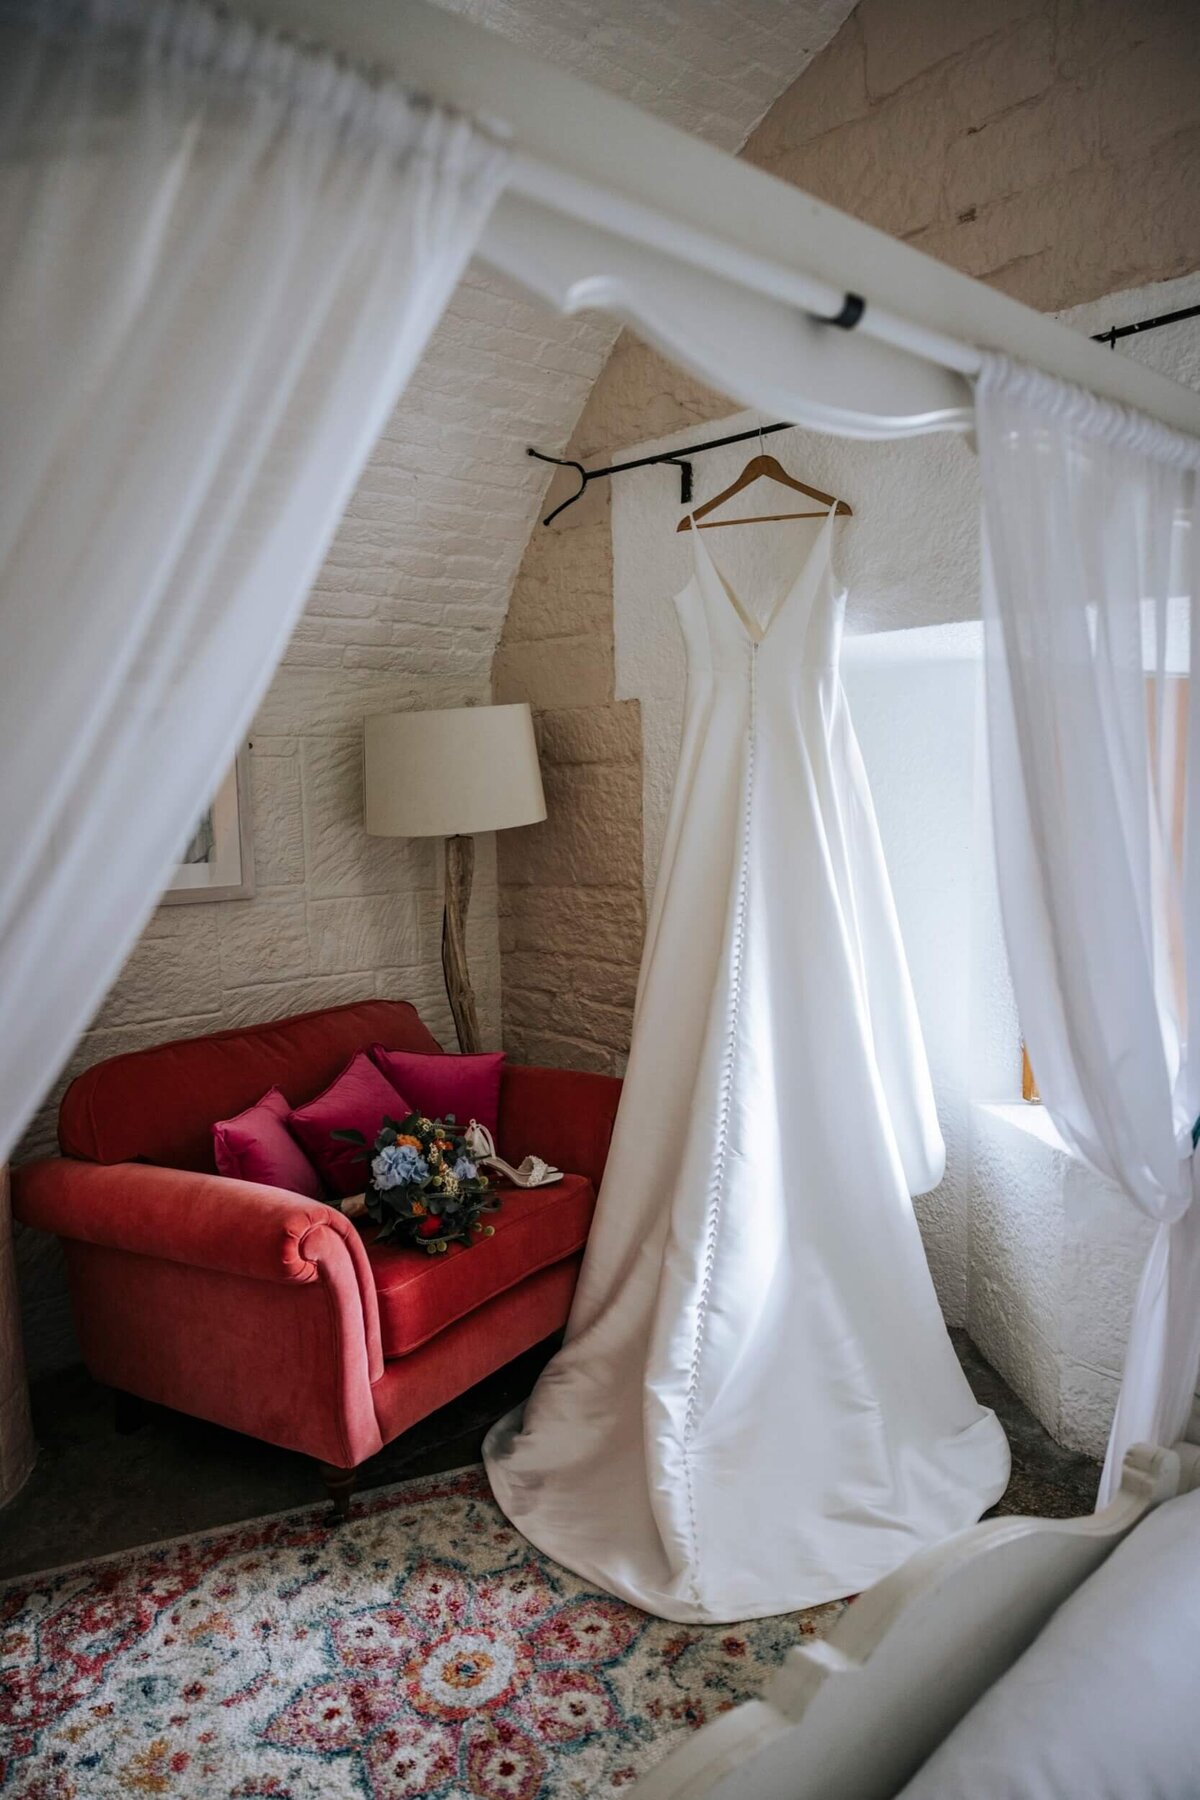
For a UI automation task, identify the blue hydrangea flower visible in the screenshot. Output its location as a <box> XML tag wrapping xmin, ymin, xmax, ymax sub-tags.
<box><xmin>452</xmin><ymin>1155</ymin><xmax>478</xmax><ymax>1181</ymax></box>
<box><xmin>372</xmin><ymin>1143</ymin><xmax>428</xmax><ymax>1190</ymax></box>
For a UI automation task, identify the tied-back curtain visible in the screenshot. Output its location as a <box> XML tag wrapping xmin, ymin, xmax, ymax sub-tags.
<box><xmin>976</xmin><ymin>354</ymin><xmax>1200</xmax><ymax>1503</ymax></box>
<box><xmin>0</xmin><ymin>0</ymin><xmax>508</xmax><ymax>1162</ymax></box>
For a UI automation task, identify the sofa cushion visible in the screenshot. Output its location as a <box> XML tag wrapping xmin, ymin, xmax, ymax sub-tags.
<box><xmin>59</xmin><ymin>999</ymin><xmax>441</xmax><ymax>1171</ymax></box>
<box><xmin>289</xmin><ymin>1052</ymin><xmax>413</xmax><ymax>1199</ymax></box>
<box><xmin>212</xmin><ymin>1087</ymin><xmax>324</xmax><ymax>1199</ymax></box>
<box><xmin>365</xmin><ymin>1174</ymin><xmax>595</xmax><ymax>1358</ymax></box>
<box><xmin>371</xmin><ymin>1045</ymin><xmax>505</xmax><ymax>1136</ymax></box>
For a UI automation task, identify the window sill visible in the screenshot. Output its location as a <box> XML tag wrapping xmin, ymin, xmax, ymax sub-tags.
<box><xmin>975</xmin><ymin>1101</ymin><xmax>1071</xmax><ymax>1157</ymax></box>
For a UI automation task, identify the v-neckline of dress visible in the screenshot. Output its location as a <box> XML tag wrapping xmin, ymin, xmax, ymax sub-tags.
<box><xmin>688</xmin><ymin>504</ymin><xmax>836</xmax><ymax>646</ymax></box>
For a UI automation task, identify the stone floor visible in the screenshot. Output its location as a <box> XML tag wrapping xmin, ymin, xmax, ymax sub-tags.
<box><xmin>0</xmin><ymin>1331</ymin><xmax>1099</xmax><ymax>1581</ymax></box>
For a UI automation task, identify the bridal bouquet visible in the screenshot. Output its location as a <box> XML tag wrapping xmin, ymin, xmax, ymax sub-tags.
<box><xmin>333</xmin><ymin>1112</ymin><xmax>499</xmax><ymax>1253</ymax></box>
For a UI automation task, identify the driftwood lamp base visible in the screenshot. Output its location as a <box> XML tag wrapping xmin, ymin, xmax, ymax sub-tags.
<box><xmin>442</xmin><ymin>833</ymin><xmax>482</xmax><ymax>1054</ymax></box>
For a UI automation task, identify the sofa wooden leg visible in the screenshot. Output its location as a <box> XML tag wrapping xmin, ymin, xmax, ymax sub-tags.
<box><xmin>113</xmin><ymin>1389</ymin><xmax>149</xmax><ymax>1435</ymax></box>
<box><xmin>319</xmin><ymin>1462</ymin><xmax>357</xmax><ymax>1521</ymax></box>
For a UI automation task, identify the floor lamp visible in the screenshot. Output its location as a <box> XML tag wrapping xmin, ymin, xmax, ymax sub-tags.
<box><xmin>364</xmin><ymin>704</ymin><xmax>546</xmax><ymax>1053</ymax></box>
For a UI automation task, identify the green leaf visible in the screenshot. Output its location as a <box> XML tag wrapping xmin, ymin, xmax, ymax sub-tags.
<box><xmin>331</xmin><ymin>1128</ymin><xmax>367</xmax><ymax>1146</ymax></box>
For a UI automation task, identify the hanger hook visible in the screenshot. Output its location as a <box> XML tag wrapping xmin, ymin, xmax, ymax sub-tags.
<box><xmin>758</xmin><ymin>423</ymin><xmax>765</xmax><ymax>458</ymax></box>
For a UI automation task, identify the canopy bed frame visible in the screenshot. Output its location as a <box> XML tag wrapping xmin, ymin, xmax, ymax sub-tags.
<box><xmin>237</xmin><ymin>0</ymin><xmax>1200</xmax><ymax>444</ymax></box>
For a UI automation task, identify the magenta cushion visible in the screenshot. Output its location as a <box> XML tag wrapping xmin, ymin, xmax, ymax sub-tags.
<box><xmin>212</xmin><ymin>1087</ymin><xmax>324</xmax><ymax>1200</ymax></box>
<box><xmin>289</xmin><ymin>1052</ymin><xmax>412</xmax><ymax>1198</ymax></box>
<box><xmin>370</xmin><ymin>1046</ymin><xmax>505</xmax><ymax>1136</ymax></box>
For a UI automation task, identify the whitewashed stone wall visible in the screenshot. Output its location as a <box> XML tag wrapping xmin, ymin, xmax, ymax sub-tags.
<box><xmin>744</xmin><ymin>0</ymin><xmax>1200</xmax><ymax>311</ymax></box>
<box><xmin>440</xmin><ymin>0</ymin><xmax>855</xmax><ymax>143</ymax></box>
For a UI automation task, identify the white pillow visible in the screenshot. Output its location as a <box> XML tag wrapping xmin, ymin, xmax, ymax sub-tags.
<box><xmin>898</xmin><ymin>1486</ymin><xmax>1200</xmax><ymax>1800</ymax></box>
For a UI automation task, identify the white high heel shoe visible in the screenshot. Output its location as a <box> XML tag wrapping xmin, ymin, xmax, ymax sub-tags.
<box><xmin>464</xmin><ymin>1120</ymin><xmax>562</xmax><ymax>1189</ymax></box>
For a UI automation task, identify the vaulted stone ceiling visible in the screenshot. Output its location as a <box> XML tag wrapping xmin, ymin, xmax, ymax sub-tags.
<box><xmin>287</xmin><ymin>0</ymin><xmax>857</xmax><ymax>698</ymax></box>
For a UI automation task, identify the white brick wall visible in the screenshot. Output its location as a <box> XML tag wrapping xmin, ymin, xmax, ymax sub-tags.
<box><xmin>439</xmin><ymin>0</ymin><xmax>854</xmax><ymax>145</ymax></box>
<box><xmin>14</xmin><ymin>0</ymin><xmax>854</xmax><ymax>1371</ymax></box>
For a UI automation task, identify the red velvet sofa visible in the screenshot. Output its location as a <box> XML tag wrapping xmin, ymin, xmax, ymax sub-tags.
<box><xmin>13</xmin><ymin>999</ymin><xmax>620</xmax><ymax>1512</ymax></box>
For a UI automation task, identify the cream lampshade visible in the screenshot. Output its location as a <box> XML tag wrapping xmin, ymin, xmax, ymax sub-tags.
<box><xmin>364</xmin><ymin>704</ymin><xmax>546</xmax><ymax>1052</ymax></box>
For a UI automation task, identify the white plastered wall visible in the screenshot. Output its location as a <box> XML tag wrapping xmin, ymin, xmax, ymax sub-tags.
<box><xmin>614</xmin><ymin>271</ymin><xmax>1200</xmax><ymax>1456</ymax></box>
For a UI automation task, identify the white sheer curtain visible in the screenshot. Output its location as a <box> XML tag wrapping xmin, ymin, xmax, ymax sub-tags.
<box><xmin>977</xmin><ymin>355</ymin><xmax>1200</xmax><ymax>1502</ymax></box>
<box><xmin>0</xmin><ymin>0</ymin><xmax>508</xmax><ymax>1162</ymax></box>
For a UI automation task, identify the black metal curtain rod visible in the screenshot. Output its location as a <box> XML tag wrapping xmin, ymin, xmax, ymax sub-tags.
<box><xmin>529</xmin><ymin>298</ymin><xmax>1200</xmax><ymax>525</ymax></box>
<box><xmin>529</xmin><ymin>420</ymin><xmax>794</xmax><ymax>525</ymax></box>
<box><xmin>1092</xmin><ymin>301</ymin><xmax>1200</xmax><ymax>348</ymax></box>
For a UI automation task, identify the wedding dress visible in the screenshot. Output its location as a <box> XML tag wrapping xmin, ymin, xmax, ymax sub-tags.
<box><xmin>484</xmin><ymin>506</ymin><xmax>1010</xmax><ymax>1623</ymax></box>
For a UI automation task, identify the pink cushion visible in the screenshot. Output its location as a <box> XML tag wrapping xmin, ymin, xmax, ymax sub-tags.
<box><xmin>289</xmin><ymin>1052</ymin><xmax>412</xmax><ymax>1198</ymax></box>
<box><xmin>370</xmin><ymin>1046</ymin><xmax>505</xmax><ymax>1136</ymax></box>
<box><xmin>212</xmin><ymin>1087</ymin><xmax>324</xmax><ymax>1201</ymax></box>
<box><xmin>59</xmin><ymin>999</ymin><xmax>442</xmax><ymax>1172</ymax></box>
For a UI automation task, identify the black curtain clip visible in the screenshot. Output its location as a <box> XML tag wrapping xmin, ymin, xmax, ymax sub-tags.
<box><xmin>812</xmin><ymin>292</ymin><xmax>865</xmax><ymax>331</ymax></box>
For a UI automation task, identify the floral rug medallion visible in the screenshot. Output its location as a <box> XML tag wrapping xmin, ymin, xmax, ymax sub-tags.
<box><xmin>0</xmin><ymin>1465</ymin><xmax>845</xmax><ymax>1798</ymax></box>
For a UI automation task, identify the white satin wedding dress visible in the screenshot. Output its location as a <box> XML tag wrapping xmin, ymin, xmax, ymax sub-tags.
<box><xmin>485</xmin><ymin>507</ymin><xmax>1010</xmax><ymax>1623</ymax></box>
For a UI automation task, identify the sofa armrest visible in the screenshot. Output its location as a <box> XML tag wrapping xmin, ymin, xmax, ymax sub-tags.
<box><xmin>16</xmin><ymin>1158</ymin><xmax>387</xmax><ymax>1467</ymax></box>
<box><xmin>13</xmin><ymin>1158</ymin><xmax>383</xmax><ymax>1387</ymax></box>
<box><xmin>17</xmin><ymin>1157</ymin><xmax>353</xmax><ymax>1279</ymax></box>
<box><xmin>497</xmin><ymin>1064</ymin><xmax>622</xmax><ymax>1193</ymax></box>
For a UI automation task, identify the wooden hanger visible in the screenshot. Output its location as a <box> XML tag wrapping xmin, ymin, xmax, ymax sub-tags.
<box><xmin>676</xmin><ymin>452</ymin><xmax>852</xmax><ymax>531</ymax></box>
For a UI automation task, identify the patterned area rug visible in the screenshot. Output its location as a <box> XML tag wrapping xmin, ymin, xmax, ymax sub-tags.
<box><xmin>0</xmin><ymin>1465</ymin><xmax>845</xmax><ymax>1798</ymax></box>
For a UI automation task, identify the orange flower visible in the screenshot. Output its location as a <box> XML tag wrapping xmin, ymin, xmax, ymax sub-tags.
<box><xmin>411</xmin><ymin>1199</ymin><xmax>427</xmax><ymax>1217</ymax></box>
<box><xmin>396</xmin><ymin>1134</ymin><xmax>421</xmax><ymax>1149</ymax></box>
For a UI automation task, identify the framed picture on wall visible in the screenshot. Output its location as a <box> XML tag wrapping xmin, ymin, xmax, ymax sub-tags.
<box><xmin>162</xmin><ymin>746</ymin><xmax>255</xmax><ymax>905</ymax></box>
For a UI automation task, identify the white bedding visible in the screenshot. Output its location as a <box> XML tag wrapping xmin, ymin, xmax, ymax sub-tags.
<box><xmin>899</xmin><ymin>1486</ymin><xmax>1200</xmax><ymax>1799</ymax></box>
